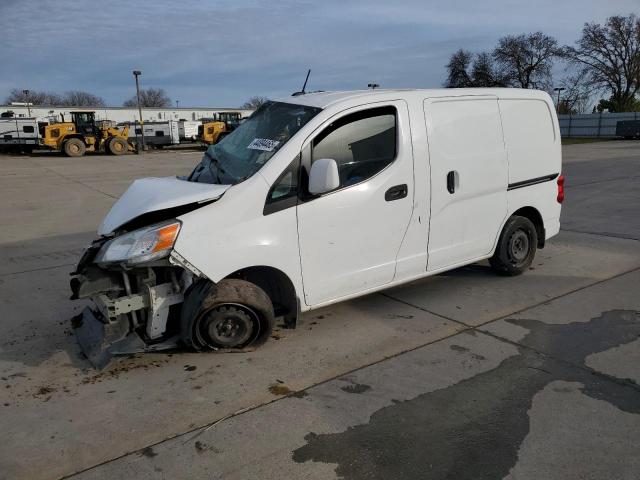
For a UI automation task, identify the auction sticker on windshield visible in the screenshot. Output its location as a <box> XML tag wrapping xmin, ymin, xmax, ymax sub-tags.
<box><xmin>247</xmin><ymin>138</ymin><xmax>280</xmax><ymax>152</ymax></box>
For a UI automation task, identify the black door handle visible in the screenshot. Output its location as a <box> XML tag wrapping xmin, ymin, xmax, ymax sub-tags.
<box><xmin>447</xmin><ymin>171</ymin><xmax>456</xmax><ymax>194</ymax></box>
<box><xmin>385</xmin><ymin>184</ymin><xmax>408</xmax><ymax>201</ymax></box>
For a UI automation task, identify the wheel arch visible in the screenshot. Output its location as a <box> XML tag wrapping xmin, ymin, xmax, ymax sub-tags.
<box><xmin>225</xmin><ymin>265</ymin><xmax>300</xmax><ymax>328</ymax></box>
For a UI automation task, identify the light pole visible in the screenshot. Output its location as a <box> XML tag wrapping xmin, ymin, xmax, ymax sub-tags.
<box><xmin>176</xmin><ymin>100</ymin><xmax>179</xmax><ymax>108</ymax></box>
<box><xmin>553</xmin><ymin>87</ymin><xmax>565</xmax><ymax>114</ymax></box>
<box><xmin>132</xmin><ymin>70</ymin><xmax>145</xmax><ymax>153</ymax></box>
<box><xmin>22</xmin><ymin>90</ymin><xmax>31</xmax><ymax>117</ymax></box>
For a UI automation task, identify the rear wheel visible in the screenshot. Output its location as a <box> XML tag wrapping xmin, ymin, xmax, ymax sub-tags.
<box><xmin>180</xmin><ymin>279</ymin><xmax>274</xmax><ymax>351</ymax></box>
<box><xmin>63</xmin><ymin>138</ymin><xmax>86</xmax><ymax>157</ymax></box>
<box><xmin>108</xmin><ymin>137</ymin><xmax>128</xmax><ymax>155</ymax></box>
<box><xmin>489</xmin><ymin>215</ymin><xmax>538</xmax><ymax>276</ymax></box>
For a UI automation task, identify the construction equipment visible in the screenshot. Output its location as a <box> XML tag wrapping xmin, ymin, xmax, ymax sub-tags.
<box><xmin>40</xmin><ymin>111</ymin><xmax>132</xmax><ymax>157</ymax></box>
<box><xmin>198</xmin><ymin>111</ymin><xmax>242</xmax><ymax>145</ymax></box>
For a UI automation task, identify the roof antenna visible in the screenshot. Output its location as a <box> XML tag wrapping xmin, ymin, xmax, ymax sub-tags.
<box><xmin>292</xmin><ymin>69</ymin><xmax>311</xmax><ymax>96</ymax></box>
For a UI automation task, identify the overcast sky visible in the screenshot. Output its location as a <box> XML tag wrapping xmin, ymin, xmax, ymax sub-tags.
<box><xmin>0</xmin><ymin>0</ymin><xmax>637</xmax><ymax>107</ymax></box>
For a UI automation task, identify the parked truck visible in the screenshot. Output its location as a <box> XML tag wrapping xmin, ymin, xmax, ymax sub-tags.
<box><xmin>197</xmin><ymin>111</ymin><xmax>243</xmax><ymax>145</ymax></box>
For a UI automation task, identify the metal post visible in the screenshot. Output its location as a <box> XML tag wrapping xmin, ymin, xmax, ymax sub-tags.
<box><xmin>553</xmin><ymin>87</ymin><xmax>565</xmax><ymax>114</ymax></box>
<box><xmin>176</xmin><ymin>100</ymin><xmax>179</xmax><ymax>108</ymax></box>
<box><xmin>22</xmin><ymin>90</ymin><xmax>31</xmax><ymax>117</ymax></box>
<box><xmin>133</xmin><ymin>70</ymin><xmax>145</xmax><ymax>153</ymax></box>
<box><xmin>597</xmin><ymin>111</ymin><xmax>602</xmax><ymax>138</ymax></box>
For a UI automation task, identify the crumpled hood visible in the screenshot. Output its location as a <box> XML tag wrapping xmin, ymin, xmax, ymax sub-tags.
<box><xmin>98</xmin><ymin>177</ymin><xmax>230</xmax><ymax>235</ymax></box>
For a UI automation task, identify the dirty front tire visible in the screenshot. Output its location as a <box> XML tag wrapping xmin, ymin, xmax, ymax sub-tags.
<box><xmin>108</xmin><ymin>137</ymin><xmax>128</xmax><ymax>155</ymax></box>
<box><xmin>63</xmin><ymin>138</ymin><xmax>86</xmax><ymax>157</ymax></box>
<box><xmin>489</xmin><ymin>215</ymin><xmax>538</xmax><ymax>276</ymax></box>
<box><xmin>180</xmin><ymin>279</ymin><xmax>274</xmax><ymax>351</ymax></box>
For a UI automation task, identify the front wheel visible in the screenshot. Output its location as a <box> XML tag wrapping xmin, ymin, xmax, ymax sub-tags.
<box><xmin>63</xmin><ymin>138</ymin><xmax>86</xmax><ymax>157</ymax></box>
<box><xmin>108</xmin><ymin>137</ymin><xmax>128</xmax><ymax>155</ymax></box>
<box><xmin>490</xmin><ymin>215</ymin><xmax>538</xmax><ymax>276</ymax></box>
<box><xmin>180</xmin><ymin>279</ymin><xmax>274</xmax><ymax>351</ymax></box>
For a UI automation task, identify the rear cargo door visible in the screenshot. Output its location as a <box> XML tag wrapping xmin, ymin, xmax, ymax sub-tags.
<box><xmin>424</xmin><ymin>96</ymin><xmax>508</xmax><ymax>271</ymax></box>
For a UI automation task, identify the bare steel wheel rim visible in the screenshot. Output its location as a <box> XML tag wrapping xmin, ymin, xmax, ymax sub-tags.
<box><xmin>508</xmin><ymin>229</ymin><xmax>530</xmax><ymax>263</ymax></box>
<box><xmin>196</xmin><ymin>303</ymin><xmax>260</xmax><ymax>349</ymax></box>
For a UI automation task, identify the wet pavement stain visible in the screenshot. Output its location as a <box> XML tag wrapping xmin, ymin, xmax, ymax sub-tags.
<box><xmin>292</xmin><ymin>310</ymin><xmax>640</xmax><ymax>480</ymax></box>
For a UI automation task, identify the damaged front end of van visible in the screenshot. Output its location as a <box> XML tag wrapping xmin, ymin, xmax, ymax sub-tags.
<box><xmin>69</xmin><ymin>177</ymin><xmax>226</xmax><ymax>369</ymax></box>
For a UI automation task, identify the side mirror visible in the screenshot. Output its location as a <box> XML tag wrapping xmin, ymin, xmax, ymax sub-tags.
<box><xmin>308</xmin><ymin>158</ymin><xmax>340</xmax><ymax>195</ymax></box>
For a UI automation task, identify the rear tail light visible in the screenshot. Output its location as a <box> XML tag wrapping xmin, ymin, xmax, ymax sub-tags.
<box><xmin>557</xmin><ymin>174</ymin><xmax>565</xmax><ymax>203</ymax></box>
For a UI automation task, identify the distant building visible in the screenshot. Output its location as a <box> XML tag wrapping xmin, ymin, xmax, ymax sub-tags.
<box><xmin>0</xmin><ymin>104</ymin><xmax>254</xmax><ymax>123</ymax></box>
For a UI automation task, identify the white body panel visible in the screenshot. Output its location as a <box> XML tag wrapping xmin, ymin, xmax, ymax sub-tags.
<box><xmin>104</xmin><ymin>88</ymin><xmax>561</xmax><ymax>313</ymax></box>
<box><xmin>99</xmin><ymin>177</ymin><xmax>229</xmax><ymax>235</ymax></box>
<box><xmin>424</xmin><ymin>96</ymin><xmax>508</xmax><ymax>271</ymax></box>
<box><xmin>297</xmin><ymin>100</ymin><xmax>414</xmax><ymax>305</ymax></box>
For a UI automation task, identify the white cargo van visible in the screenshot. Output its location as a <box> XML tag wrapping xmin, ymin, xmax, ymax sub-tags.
<box><xmin>70</xmin><ymin>89</ymin><xmax>563</xmax><ymax>368</ymax></box>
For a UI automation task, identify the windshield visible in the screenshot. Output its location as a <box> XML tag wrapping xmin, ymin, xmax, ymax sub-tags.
<box><xmin>188</xmin><ymin>101</ymin><xmax>322</xmax><ymax>184</ymax></box>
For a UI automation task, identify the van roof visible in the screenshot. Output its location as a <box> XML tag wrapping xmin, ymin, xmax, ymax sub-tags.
<box><xmin>279</xmin><ymin>88</ymin><xmax>551</xmax><ymax>109</ymax></box>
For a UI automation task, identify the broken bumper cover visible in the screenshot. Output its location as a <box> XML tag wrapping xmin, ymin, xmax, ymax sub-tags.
<box><xmin>71</xmin><ymin>276</ymin><xmax>185</xmax><ymax>369</ymax></box>
<box><xmin>73</xmin><ymin>307</ymin><xmax>147</xmax><ymax>370</ymax></box>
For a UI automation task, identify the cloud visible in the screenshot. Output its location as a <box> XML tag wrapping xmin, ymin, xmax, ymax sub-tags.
<box><xmin>0</xmin><ymin>0</ymin><xmax>637</xmax><ymax>106</ymax></box>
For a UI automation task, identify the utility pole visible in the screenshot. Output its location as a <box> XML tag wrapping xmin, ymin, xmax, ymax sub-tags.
<box><xmin>553</xmin><ymin>87</ymin><xmax>565</xmax><ymax>114</ymax></box>
<box><xmin>133</xmin><ymin>70</ymin><xmax>145</xmax><ymax>153</ymax></box>
<box><xmin>22</xmin><ymin>90</ymin><xmax>31</xmax><ymax>117</ymax></box>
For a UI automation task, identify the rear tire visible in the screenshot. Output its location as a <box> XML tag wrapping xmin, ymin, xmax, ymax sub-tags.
<box><xmin>180</xmin><ymin>279</ymin><xmax>274</xmax><ymax>351</ymax></box>
<box><xmin>108</xmin><ymin>137</ymin><xmax>128</xmax><ymax>155</ymax></box>
<box><xmin>489</xmin><ymin>215</ymin><xmax>538</xmax><ymax>276</ymax></box>
<box><xmin>63</xmin><ymin>138</ymin><xmax>86</xmax><ymax>157</ymax></box>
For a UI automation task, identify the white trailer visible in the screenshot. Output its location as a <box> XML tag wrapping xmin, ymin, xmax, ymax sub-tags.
<box><xmin>0</xmin><ymin>118</ymin><xmax>42</xmax><ymax>152</ymax></box>
<box><xmin>124</xmin><ymin>121</ymin><xmax>180</xmax><ymax>149</ymax></box>
<box><xmin>178</xmin><ymin>120</ymin><xmax>200</xmax><ymax>142</ymax></box>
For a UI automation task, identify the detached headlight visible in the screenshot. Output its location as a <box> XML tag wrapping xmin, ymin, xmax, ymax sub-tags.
<box><xmin>95</xmin><ymin>221</ymin><xmax>181</xmax><ymax>266</ymax></box>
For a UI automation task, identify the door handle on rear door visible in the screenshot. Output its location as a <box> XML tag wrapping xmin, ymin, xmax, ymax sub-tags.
<box><xmin>385</xmin><ymin>184</ymin><xmax>408</xmax><ymax>201</ymax></box>
<box><xmin>447</xmin><ymin>171</ymin><xmax>456</xmax><ymax>194</ymax></box>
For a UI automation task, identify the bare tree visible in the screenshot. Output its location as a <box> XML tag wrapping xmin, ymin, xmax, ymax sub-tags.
<box><xmin>563</xmin><ymin>14</ymin><xmax>640</xmax><ymax>112</ymax></box>
<box><xmin>445</xmin><ymin>49</ymin><xmax>474</xmax><ymax>87</ymax></box>
<box><xmin>471</xmin><ymin>52</ymin><xmax>508</xmax><ymax>87</ymax></box>
<box><xmin>62</xmin><ymin>90</ymin><xmax>105</xmax><ymax>107</ymax></box>
<box><xmin>4</xmin><ymin>89</ymin><xmax>63</xmax><ymax>105</ymax></box>
<box><xmin>493</xmin><ymin>32</ymin><xmax>559</xmax><ymax>89</ymax></box>
<box><xmin>445</xmin><ymin>50</ymin><xmax>507</xmax><ymax>87</ymax></box>
<box><xmin>241</xmin><ymin>96</ymin><xmax>269</xmax><ymax>109</ymax></box>
<box><xmin>555</xmin><ymin>76</ymin><xmax>594</xmax><ymax>114</ymax></box>
<box><xmin>123</xmin><ymin>88</ymin><xmax>171</xmax><ymax>108</ymax></box>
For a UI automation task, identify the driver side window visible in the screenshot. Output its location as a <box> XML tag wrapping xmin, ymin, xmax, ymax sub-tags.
<box><xmin>311</xmin><ymin>106</ymin><xmax>397</xmax><ymax>189</ymax></box>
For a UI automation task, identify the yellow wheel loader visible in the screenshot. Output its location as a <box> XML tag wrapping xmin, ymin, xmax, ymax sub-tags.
<box><xmin>198</xmin><ymin>111</ymin><xmax>242</xmax><ymax>145</ymax></box>
<box><xmin>41</xmin><ymin>111</ymin><xmax>132</xmax><ymax>157</ymax></box>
